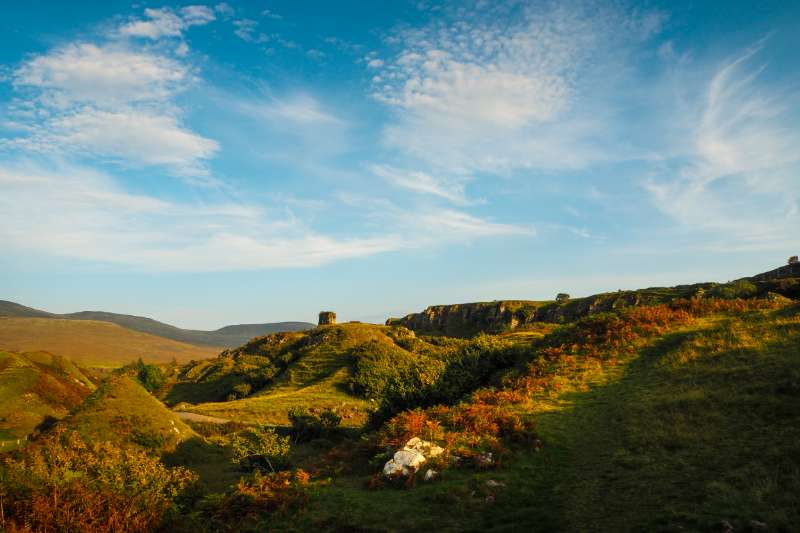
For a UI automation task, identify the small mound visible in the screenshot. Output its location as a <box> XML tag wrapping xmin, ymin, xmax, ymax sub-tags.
<box><xmin>65</xmin><ymin>375</ymin><xmax>196</xmax><ymax>451</ymax></box>
<box><xmin>0</xmin><ymin>350</ymin><xmax>96</xmax><ymax>450</ymax></box>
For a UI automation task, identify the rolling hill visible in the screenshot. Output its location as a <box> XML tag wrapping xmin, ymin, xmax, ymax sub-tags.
<box><xmin>64</xmin><ymin>375</ymin><xmax>197</xmax><ymax>451</ymax></box>
<box><xmin>0</xmin><ymin>300</ymin><xmax>314</xmax><ymax>348</ymax></box>
<box><xmin>0</xmin><ymin>317</ymin><xmax>220</xmax><ymax>367</ymax></box>
<box><xmin>0</xmin><ymin>350</ymin><xmax>96</xmax><ymax>450</ymax></box>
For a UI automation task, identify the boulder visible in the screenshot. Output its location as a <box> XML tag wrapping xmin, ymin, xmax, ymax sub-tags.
<box><xmin>404</xmin><ymin>437</ymin><xmax>444</xmax><ymax>458</ymax></box>
<box><xmin>383</xmin><ymin>449</ymin><xmax>426</xmax><ymax>477</ymax></box>
<box><xmin>383</xmin><ymin>437</ymin><xmax>444</xmax><ymax>478</ymax></box>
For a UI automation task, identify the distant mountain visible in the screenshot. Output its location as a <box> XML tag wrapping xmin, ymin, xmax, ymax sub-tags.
<box><xmin>0</xmin><ymin>300</ymin><xmax>314</xmax><ymax>348</ymax></box>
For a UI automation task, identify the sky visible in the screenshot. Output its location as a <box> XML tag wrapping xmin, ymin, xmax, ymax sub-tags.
<box><xmin>1</xmin><ymin>0</ymin><xmax>799</xmax><ymax>329</ymax></box>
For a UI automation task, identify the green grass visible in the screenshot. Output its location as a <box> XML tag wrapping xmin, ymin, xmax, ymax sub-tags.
<box><xmin>0</xmin><ymin>350</ymin><xmax>96</xmax><ymax>450</ymax></box>
<box><xmin>0</xmin><ymin>317</ymin><xmax>219</xmax><ymax>368</ymax></box>
<box><xmin>65</xmin><ymin>375</ymin><xmax>198</xmax><ymax>451</ymax></box>
<box><xmin>177</xmin><ymin>324</ymin><xmax>396</xmax><ymax>426</ymax></box>
<box><xmin>266</xmin><ymin>305</ymin><xmax>800</xmax><ymax>532</ymax></box>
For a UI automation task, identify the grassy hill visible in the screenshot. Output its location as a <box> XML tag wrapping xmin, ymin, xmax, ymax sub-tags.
<box><xmin>165</xmin><ymin>323</ymin><xmax>407</xmax><ymax>426</ymax></box>
<box><xmin>267</xmin><ymin>300</ymin><xmax>800</xmax><ymax>531</ymax></box>
<box><xmin>0</xmin><ymin>317</ymin><xmax>219</xmax><ymax>368</ymax></box>
<box><xmin>64</xmin><ymin>375</ymin><xmax>196</xmax><ymax>451</ymax></box>
<box><xmin>0</xmin><ymin>350</ymin><xmax>95</xmax><ymax>450</ymax></box>
<box><xmin>0</xmin><ymin>300</ymin><xmax>314</xmax><ymax>347</ymax></box>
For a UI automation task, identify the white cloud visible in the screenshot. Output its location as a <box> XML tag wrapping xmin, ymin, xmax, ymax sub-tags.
<box><xmin>236</xmin><ymin>93</ymin><xmax>344</xmax><ymax>125</ymax></box>
<box><xmin>0</xmin><ymin>162</ymin><xmax>531</xmax><ymax>271</ymax></box>
<box><xmin>0</xmin><ymin>162</ymin><xmax>402</xmax><ymax>271</ymax></box>
<box><xmin>14</xmin><ymin>43</ymin><xmax>187</xmax><ymax>107</ymax></box>
<box><xmin>7</xmin><ymin>39</ymin><xmax>216</xmax><ymax>176</ymax></box>
<box><xmin>20</xmin><ymin>109</ymin><xmax>219</xmax><ymax>174</ymax></box>
<box><xmin>370</xmin><ymin>164</ymin><xmax>468</xmax><ymax>204</ymax></box>
<box><xmin>215</xmin><ymin>3</ymin><xmax>235</xmax><ymax>17</ymax></box>
<box><xmin>366</xmin><ymin>58</ymin><xmax>384</xmax><ymax>68</ymax></box>
<box><xmin>371</xmin><ymin>2</ymin><xmax>662</xmax><ymax>175</ymax></box>
<box><xmin>119</xmin><ymin>6</ymin><xmax>215</xmax><ymax>40</ymax></box>
<box><xmin>645</xmin><ymin>43</ymin><xmax>800</xmax><ymax>250</ymax></box>
<box><xmin>414</xmin><ymin>209</ymin><xmax>534</xmax><ymax>239</ymax></box>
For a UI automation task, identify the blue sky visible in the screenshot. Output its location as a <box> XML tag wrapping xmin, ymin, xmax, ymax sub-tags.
<box><xmin>1</xmin><ymin>0</ymin><xmax>798</xmax><ymax>328</ymax></box>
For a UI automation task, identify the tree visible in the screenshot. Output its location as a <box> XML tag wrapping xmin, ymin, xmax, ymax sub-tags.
<box><xmin>556</xmin><ymin>293</ymin><xmax>570</xmax><ymax>302</ymax></box>
<box><xmin>789</xmin><ymin>256</ymin><xmax>799</xmax><ymax>265</ymax></box>
<box><xmin>138</xmin><ymin>364</ymin><xmax>165</xmax><ymax>392</ymax></box>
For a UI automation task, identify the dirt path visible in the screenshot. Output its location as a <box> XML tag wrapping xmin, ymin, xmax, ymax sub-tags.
<box><xmin>174</xmin><ymin>411</ymin><xmax>230</xmax><ymax>424</ymax></box>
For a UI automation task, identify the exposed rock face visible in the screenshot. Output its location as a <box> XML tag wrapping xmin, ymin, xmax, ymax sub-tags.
<box><xmin>386</xmin><ymin>288</ymin><xmax>710</xmax><ymax>336</ymax></box>
<box><xmin>749</xmin><ymin>263</ymin><xmax>800</xmax><ymax>281</ymax></box>
<box><xmin>318</xmin><ymin>311</ymin><xmax>336</xmax><ymax>326</ymax></box>
<box><xmin>383</xmin><ymin>437</ymin><xmax>444</xmax><ymax>478</ymax></box>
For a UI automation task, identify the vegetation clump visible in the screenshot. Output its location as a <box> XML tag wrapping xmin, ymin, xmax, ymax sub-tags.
<box><xmin>0</xmin><ymin>428</ymin><xmax>197</xmax><ymax>533</ymax></box>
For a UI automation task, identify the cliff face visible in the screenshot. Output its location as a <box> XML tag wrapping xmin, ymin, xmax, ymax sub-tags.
<box><xmin>749</xmin><ymin>263</ymin><xmax>800</xmax><ymax>281</ymax></box>
<box><xmin>386</xmin><ymin>286</ymin><xmax>713</xmax><ymax>336</ymax></box>
<box><xmin>386</xmin><ymin>301</ymin><xmax>539</xmax><ymax>337</ymax></box>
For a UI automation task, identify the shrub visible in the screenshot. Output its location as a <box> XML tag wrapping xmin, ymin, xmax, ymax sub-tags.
<box><xmin>226</xmin><ymin>382</ymin><xmax>252</xmax><ymax>401</ymax></box>
<box><xmin>229</xmin><ymin>426</ymin><xmax>291</xmax><ymax>472</ymax></box>
<box><xmin>288</xmin><ymin>407</ymin><xmax>342</xmax><ymax>442</ymax></box>
<box><xmin>707</xmin><ymin>280</ymin><xmax>758</xmax><ymax>300</ymax></box>
<box><xmin>138</xmin><ymin>362</ymin><xmax>165</xmax><ymax>392</ymax></box>
<box><xmin>195</xmin><ymin>470</ymin><xmax>310</xmax><ymax>531</ymax></box>
<box><xmin>0</xmin><ymin>428</ymin><xmax>196</xmax><ymax>533</ymax></box>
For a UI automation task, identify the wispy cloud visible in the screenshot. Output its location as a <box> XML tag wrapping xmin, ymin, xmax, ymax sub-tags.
<box><xmin>370</xmin><ymin>164</ymin><xmax>469</xmax><ymax>204</ymax></box>
<box><xmin>0</xmin><ymin>162</ymin><xmax>402</xmax><ymax>271</ymax></box>
<box><xmin>645</xmin><ymin>41</ymin><xmax>800</xmax><ymax>250</ymax></box>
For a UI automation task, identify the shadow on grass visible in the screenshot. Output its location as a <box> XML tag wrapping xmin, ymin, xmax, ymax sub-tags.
<box><xmin>484</xmin><ymin>314</ymin><xmax>800</xmax><ymax>532</ymax></box>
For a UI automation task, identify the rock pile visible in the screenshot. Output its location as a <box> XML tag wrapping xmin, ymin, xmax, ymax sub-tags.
<box><xmin>383</xmin><ymin>437</ymin><xmax>444</xmax><ymax>478</ymax></box>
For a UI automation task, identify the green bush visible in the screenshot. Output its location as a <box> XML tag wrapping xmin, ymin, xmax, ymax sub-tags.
<box><xmin>226</xmin><ymin>382</ymin><xmax>252</xmax><ymax>401</ymax></box>
<box><xmin>229</xmin><ymin>426</ymin><xmax>291</xmax><ymax>472</ymax></box>
<box><xmin>348</xmin><ymin>340</ymin><xmax>445</xmax><ymax>408</ymax></box>
<box><xmin>288</xmin><ymin>407</ymin><xmax>342</xmax><ymax>442</ymax></box>
<box><xmin>707</xmin><ymin>280</ymin><xmax>758</xmax><ymax>300</ymax></box>
<box><xmin>138</xmin><ymin>363</ymin><xmax>165</xmax><ymax>392</ymax></box>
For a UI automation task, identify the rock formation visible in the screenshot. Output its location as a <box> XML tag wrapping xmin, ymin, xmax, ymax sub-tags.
<box><xmin>318</xmin><ymin>311</ymin><xmax>336</xmax><ymax>326</ymax></box>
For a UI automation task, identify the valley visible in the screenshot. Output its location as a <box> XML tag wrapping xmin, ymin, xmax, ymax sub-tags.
<box><xmin>1</xmin><ymin>267</ymin><xmax>798</xmax><ymax>531</ymax></box>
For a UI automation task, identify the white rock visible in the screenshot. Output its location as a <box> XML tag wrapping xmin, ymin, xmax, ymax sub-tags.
<box><xmin>403</xmin><ymin>437</ymin><xmax>444</xmax><ymax>458</ymax></box>
<box><xmin>383</xmin><ymin>449</ymin><xmax>426</xmax><ymax>477</ymax></box>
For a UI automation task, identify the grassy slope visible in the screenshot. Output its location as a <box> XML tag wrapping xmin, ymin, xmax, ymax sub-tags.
<box><xmin>0</xmin><ymin>317</ymin><xmax>219</xmax><ymax>367</ymax></box>
<box><xmin>65</xmin><ymin>375</ymin><xmax>197</xmax><ymax>451</ymax></box>
<box><xmin>178</xmin><ymin>324</ymin><xmax>400</xmax><ymax>427</ymax></box>
<box><xmin>0</xmin><ymin>350</ymin><xmax>95</xmax><ymax>450</ymax></box>
<box><xmin>274</xmin><ymin>305</ymin><xmax>800</xmax><ymax>532</ymax></box>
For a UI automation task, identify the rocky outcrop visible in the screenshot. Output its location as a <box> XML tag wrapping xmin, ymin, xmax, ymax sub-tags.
<box><xmin>749</xmin><ymin>263</ymin><xmax>800</xmax><ymax>281</ymax></box>
<box><xmin>386</xmin><ymin>286</ymin><xmax>712</xmax><ymax>336</ymax></box>
<box><xmin>318</xmin><ymin>311</ymin><xmax>336</xmax><ymax>326</ymax></box>
<box><xmin>386</xmin><ymin>301</ymin><xmax>539</xmax><ymax>336</ymax></box>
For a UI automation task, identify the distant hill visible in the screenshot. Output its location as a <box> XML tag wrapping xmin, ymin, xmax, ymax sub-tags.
<box><xmin>0</xmin><ymin>317</ymin><xmax>220</xmax><ymax>367</ymax></box>
<box><xmin>0</xmin><ymin>300</ymin><xmax>314</xmax><ymax>348</ymax></box>
<box><xmin>0</xmin><ymin>350</ymin><xmax>96</xmax><ymax>450</ymax></box>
